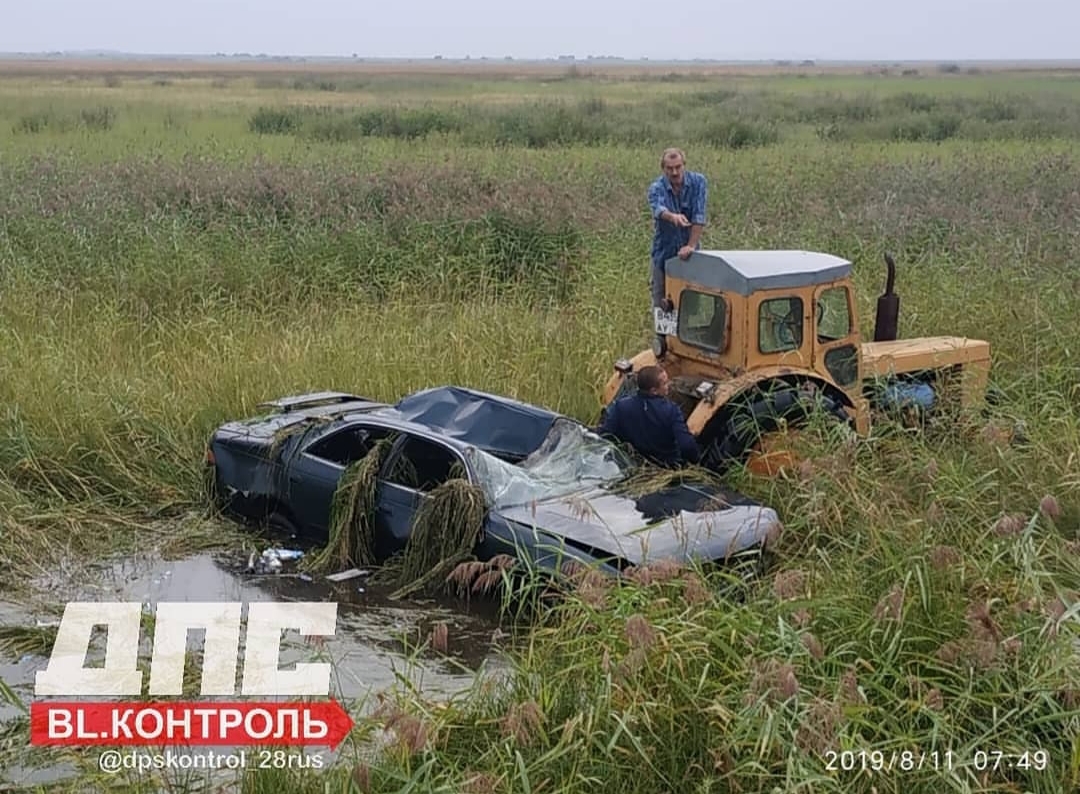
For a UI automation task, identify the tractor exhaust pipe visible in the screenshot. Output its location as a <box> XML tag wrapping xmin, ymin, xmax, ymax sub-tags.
<box><xmin>873</xmin><ymin>252</ymin><xmax>900</xmax><ymax>342</ymax></box>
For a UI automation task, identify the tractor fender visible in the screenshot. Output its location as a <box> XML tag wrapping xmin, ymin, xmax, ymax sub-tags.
<box><xmin>600</xmin><ymin>348</ymin><xmax>658</xmax><ymax>408</ymax></box>
<box><xmin>686</xmin><ymin>367</ymin><xmax>855</xmax><ymax>436</ymax></box>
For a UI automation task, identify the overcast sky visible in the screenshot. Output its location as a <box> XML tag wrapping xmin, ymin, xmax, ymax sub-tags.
<box><xmin>1</xmin><ymin>0</ymin><xmax>1076</xmax><ymax>61</ymax></box>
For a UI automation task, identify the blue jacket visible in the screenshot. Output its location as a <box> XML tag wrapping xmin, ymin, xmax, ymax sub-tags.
<box><xmin>647</xmin><ymin>171</ymin><xmax>708</xmax><ymax>265</ymax></box>
<box><xmin>598</xmin><ymin>391</ymin><xmax>700</xmax><ymax>467</ymax></box>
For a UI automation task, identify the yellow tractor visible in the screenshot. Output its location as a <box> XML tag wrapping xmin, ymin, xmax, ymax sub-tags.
<box><xmin>600</xmin><ymin>250</ymin><xmax>993</xmax><ymax>476</ymax></box>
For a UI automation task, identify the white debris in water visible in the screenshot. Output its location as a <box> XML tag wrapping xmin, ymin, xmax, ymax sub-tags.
<box><xmin>326</xmin><ymin>568</ymin><xmax>367</xmax><ymax>582</ymax></box>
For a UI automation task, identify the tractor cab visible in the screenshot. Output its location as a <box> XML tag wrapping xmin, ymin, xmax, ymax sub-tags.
<box><xmin>648</xmin><ymin>250</ymin><xmax>864</xmax><ymax>419</ymax></box>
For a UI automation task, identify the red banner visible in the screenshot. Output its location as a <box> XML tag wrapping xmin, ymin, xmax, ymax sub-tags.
<box><xmin>30</xmin><ymin>700</ymin><xmax>354</xmax><ymax>750</ymax></box>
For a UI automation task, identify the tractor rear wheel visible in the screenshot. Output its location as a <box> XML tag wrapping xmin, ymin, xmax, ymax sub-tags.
<box><xmin>701</xmin><ymin>383</ymin><xmax>853</xmax><ymax>477</ymax></box>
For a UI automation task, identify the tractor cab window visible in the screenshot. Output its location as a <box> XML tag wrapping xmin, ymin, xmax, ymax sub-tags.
<box><xmin>816</xmin><ymin>287</ymin><xmax>853</xmax><ymax>342</ymax></box>
<box><xmin>758</xmin><ymin>297</ymin><xmax>804</xmax><ymax>354</ymax></box>
<box><xmin>677</xmin><ymin>289</ymin><xmax>727</xmax><ymax>352</ymax></box>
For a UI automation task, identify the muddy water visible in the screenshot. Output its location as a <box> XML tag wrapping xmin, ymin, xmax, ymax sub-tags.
<box><xmin>3</xmin><ymin>548</ymin><xmax>507</xmax><ymax>700</ymax></box>
<box><xmin>0</xmin><ymin>544</ymin><xmax>509</xmax><ymax>788</ymax></box>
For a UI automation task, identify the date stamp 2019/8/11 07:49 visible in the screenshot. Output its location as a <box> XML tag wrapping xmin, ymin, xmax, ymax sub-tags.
<box><xmin>821</xmin><ymin>747</ymin><xmax>1050</xmax><ymax>776</ymax></box>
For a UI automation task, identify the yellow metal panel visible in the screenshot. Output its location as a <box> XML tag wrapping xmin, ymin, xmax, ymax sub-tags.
<box><xmin>861</xmin><ymin>336</ymin><xmax>992</xmax><ymax>377</ymax></box>
<box><xmin>599</xmin><ymin>348</ymin><xmax>657</xmax><ymax>406</ymax></box>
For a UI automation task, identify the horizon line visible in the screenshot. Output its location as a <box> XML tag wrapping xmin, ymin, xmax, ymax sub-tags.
<box><xmin>2</xmin><ymin>50</ymin><xmax>1079</xmax><ymax>65</ymax></box>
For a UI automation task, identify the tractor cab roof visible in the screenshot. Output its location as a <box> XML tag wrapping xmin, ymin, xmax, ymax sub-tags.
<box><xmin>665</xmin><ymin>249</ymin><xmax>853</xmax><ymax>297</ymax></box>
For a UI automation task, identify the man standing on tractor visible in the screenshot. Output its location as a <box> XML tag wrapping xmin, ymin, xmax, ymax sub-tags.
<box><xmin>647</xmin><ymin>148</ymin><xmax>708</xmax><ymax>308</ymax></box>
<box><xmin>597</xmin><ymin>365</ymin><xmax>700</xmax><ymax>468</ymax></box>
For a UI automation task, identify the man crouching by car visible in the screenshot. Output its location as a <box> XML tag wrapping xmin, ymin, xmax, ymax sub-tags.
<box><xmin>597</xmin><ymin>365</ymin><xmax>700</xmax><ymax>468</ymax></box>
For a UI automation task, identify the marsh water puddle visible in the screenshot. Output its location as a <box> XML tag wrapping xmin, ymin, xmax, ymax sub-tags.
<box><xmin>0</xmin><ymin>542</ymin><xmax>509</xmax><ymax>788</ymax></box>
<box><xmin>0</xmin><ymin>522</ymin><xmax>514</xmax><ymax>790</ymax></box>
<box><xmin>2</xmin><ymin>547</ymin><xmax>507</xmax><ymax>702</ymax></box>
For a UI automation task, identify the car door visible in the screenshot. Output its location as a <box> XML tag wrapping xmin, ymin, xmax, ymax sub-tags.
<box><xmin>284</xmin><ymin>422</ymin><xmax>397</xmax><ymax>539</ymax></box>
<box><xmin>373</xmin><ymin>432</ymin><xmax>473</xmax><ymax>561</ymax></box>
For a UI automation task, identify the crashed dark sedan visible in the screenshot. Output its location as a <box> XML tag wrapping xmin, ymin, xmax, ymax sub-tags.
<box><xmin>206</xmin><ymin>386</ymin><xmax>783</xmax><ymax>578</ymax></box>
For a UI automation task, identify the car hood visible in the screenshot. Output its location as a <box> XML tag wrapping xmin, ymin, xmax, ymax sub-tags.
<box><xmin>496</xmin><ymin>483</ymin><xmax>782</xmax><ymax>567</ymax></box>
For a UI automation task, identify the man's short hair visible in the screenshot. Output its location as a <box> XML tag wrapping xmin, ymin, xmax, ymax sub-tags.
<box><xmin>636</xmin><ymin>365</ymin><xmax>664</xmax><ymax>393</ymax></box>
<box><xmin>660</xmin><ymin>148</ymin><xmax>686</xmax><ymax>168</ymax></box>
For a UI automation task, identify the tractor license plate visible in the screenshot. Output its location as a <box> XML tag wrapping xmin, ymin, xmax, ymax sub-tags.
<box><xmin>654</xmin><ymin>307</ymin><xmax>677</xmax><ymax>335</ymax></box>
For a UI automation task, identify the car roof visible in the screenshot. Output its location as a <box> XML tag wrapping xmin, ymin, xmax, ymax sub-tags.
<box><xmin>366</xmin><ymin>385</ymin><xmax>561</xmax><ymax>460</ymax></box>
<box><xmin>222</xmin><ymin>385</ymin><xmax>563</xmax><ymax>462</ymax></box>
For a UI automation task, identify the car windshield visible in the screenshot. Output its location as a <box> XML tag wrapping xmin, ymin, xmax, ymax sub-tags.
<box><xmin>465</xmin><ymin>418</ymin><xmax>634</xmax><ymax>509</ymax></box>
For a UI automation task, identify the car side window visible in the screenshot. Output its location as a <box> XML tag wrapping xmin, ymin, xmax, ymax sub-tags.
<box><xmin>384</xmin><ymin>435</ymin><xmax>467</xmax><ymax>493</ymax></box>
<box><xmin>305</xmin><ymin>425</ymin><xmax>395</xmax><ymax>466</ymax></box>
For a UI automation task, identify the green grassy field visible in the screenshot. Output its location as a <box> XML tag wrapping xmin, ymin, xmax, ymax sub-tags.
<box><xmin>0</xmin><ymin>61</ymin><xmax>1078</xmax><ymax>793</ymax></box>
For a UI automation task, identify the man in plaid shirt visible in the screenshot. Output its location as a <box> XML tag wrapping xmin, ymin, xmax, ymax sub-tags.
<box><xmin>647</xmin><ymin>148</ymin><xmax>708</xmax><ymax>308</ymax></box>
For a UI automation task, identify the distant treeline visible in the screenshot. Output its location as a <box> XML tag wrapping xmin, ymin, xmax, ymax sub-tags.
<box><xmin>230</xmin><ymin>90</ymin><xmax>1080</xmax><ymax>148</ymax></box>
<box><xmin>10</xmin><ymin>88</ymin><xmax>1079</xmax><ymax>148</ymax></box>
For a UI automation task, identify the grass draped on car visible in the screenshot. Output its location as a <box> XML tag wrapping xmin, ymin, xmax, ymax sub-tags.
<box><xmin>385</xmin><ymin>477</ymin><xmax>488</xmax><ymax>600</ymax></box>
<box><xmin>302</xmin><ymin>439</ymin><xmax>489</xmax><ymax>599</ymax></box>
<box><xmin>300</xmin><ymin>436</ymin><xmax>396</xmax><ymax>574</ymax></box>
<box><xmin>609</xmin><ymin>464</ymin><xmax>732</xmax><ymax>499</ymax></box>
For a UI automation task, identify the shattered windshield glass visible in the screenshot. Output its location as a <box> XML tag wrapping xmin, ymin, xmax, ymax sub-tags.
<box><xmin>466</xmin><ymin>418</ymin><xmax>633</xmax><ymax>509</ymax></box>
